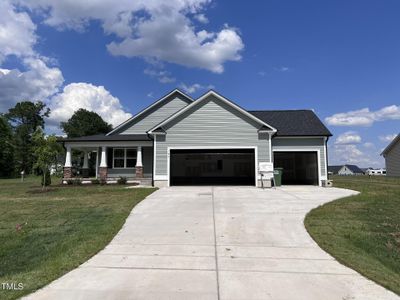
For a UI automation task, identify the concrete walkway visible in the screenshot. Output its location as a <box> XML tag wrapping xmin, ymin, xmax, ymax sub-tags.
<box><xmin>26</xmin><ymin>186</ymin><xmax>399</xmax><ymax>300</ymax></box>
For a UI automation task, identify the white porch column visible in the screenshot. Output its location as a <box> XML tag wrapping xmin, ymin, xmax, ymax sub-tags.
<box><xmin>63</xmin><ymin>145</ymin><xmax>73</xmax><ymax>179</ymax></box>
<box><xmin>100</xmin><ymin>146</ymin><xmax>107</xmax><ymax>167</ymax></box>
<box><xmin>136</xmin><ymin>146</ymin><xmax>143</xmax><ymax>167</ymax></box>
<box><xmin>99</xmin><ymin>146</ymin><xmax>108</xmax><ymax>181</ymax></box>
<box><xmin>135</xmin><ymin>146</ymin><xmax>143</xmax><ymax>178</ymax></box>
<box><xmin>65</xmin><ymin>145</ymin><xmax>72</xmax><ymax>167</ymax></box>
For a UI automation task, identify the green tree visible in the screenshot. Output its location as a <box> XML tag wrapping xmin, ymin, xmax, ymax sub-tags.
<box><xmin>0</xmin><ymin>115</ymin><xmax>15</xmax><ymax>177</ymax></box>
<box><xmin>6</xmin><ymin>101</ymin><xmax>50</xmax><ymax>174</ymax></box>
<box><xmin>32</xmin><ymin>127</ymin><xmax>62</xmax><ymax>189</ymax></box>
<box><xmin>60</xmin><ymin>109</ymin><xmax>112</xmax><ymax>138</ymax></box>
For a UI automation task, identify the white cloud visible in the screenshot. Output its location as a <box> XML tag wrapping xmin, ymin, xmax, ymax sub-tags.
<box><xmin>179</xmin><ymin>82</ymin><xmax>214</xmax><ymax>94</ymax></box>
<box><xmin>144</xmin><ymin>68</ymin><xmax>175</xmax><ymax>83</ymax></box>
<box><xmin>49</xmin><ymin>83</ymin><xmax>132</xmax><ymax>128</ymax></box>
<box><xmin>0</xmin><ymin>0</ymin><xmax>37</xmax><ymax>63</ymax></box>
<box><xmin>274</xmin><ymin>66</ymin><xmax>290</xmax><ymax>72</ymax></box>
<box><xmin>258</xmin><ymin>71</ymin><xmax>266</xmax><ymax>76</ymax></box>
<box><xmin>363</xmin><ymin>142</ymin><xmax>375</xmax><ymax>149</ymax></box>
<box><xmin>194</xmin><ymin>13</ymin><xmax>208</xmax><ymax>24</ymax></box>
<box><xmin>334</xmin><ymin>131</ymin><xmax>361</xmax><ymax>145</ymax></box>
<box><xmin>325</xmin><ymin>105</ymin><xmax>400</xmax><ymax>126</ymax></box>
<box><xmin>0</xmin><ymin>0</ymin><xmax>132</xmax><ymax>132</ymax></box>
<box><xmin>329</xmin><ymin>143</ymin><xmax>383</xmax><ymax>168</ymax></box>
<box><xmin>379</xmin><ymin>133</ymin><xmax>397</xmax><ymax>142</ymax></box>
<box><xmin>0</xmin><ymin>57</ymin><xmax>64</xmax><ymax>112</ymax></box>
<box><xmin>108</xmin><ymin>22</ymin><xmax>243</xmax><ymax>73</ymax></box>
<box><xmin>16</xmin><ymin>0</ymin><xmax>244</xmax><ymax>73</ymax></box>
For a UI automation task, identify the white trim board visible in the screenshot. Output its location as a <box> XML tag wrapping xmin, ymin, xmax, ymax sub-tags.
<box><xmin>148</xmin><ymin>90</ymin><xmax>277</xmax><ymax>134</ymax></box>
<box><xmin>166</xmin><ymin>146</ymin><xmax>259</xmax><ymax>187</ymax></box>
<box><xmin>64</xmin><ymin>141</ymin><xmax>152</xmax><ymax>147</ymax></box>
<box><xmin>272</xmin><ymin>147</ymin><xmax>323</xmax><ymax>186</ymax></box>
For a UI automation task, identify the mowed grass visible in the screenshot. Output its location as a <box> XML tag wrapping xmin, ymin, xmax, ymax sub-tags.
<box><xmin>305</xmin><ymin>175</ymin><xmax>400</xmax><ymax>295</ymax></box>
<box><xmin>0</xmin><ymin>177</ymin><xmax>156</xmax><ymax>300</ymax></box>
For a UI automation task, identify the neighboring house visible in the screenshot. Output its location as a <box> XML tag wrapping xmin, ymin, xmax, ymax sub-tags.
<box><xmin>365</xmin><ymin>168</ymin><xmax>386</xmax><ymax>176</ymax></box>
<box><xmin>327</xmin><ymin>165</ymin><xmax>342</xmax><ymax>175</ymax></box>
<box><xmin>381</xmin><ymin>133</ymin><xmax>400</xmax><ymax>177</ymax></box>
<box><xmin>328</xmin><ymin>164</ymin><xmax>364</xmax><ymax>176</ymax></box>
<box><xmin>361</xmin><ymin>167</ymin><xmax>372</xmax><ymax>174</ymax></box>
<box><xmin>60</xmin><ymin>89</ymin><xmax>332</xmax><ymax>187</ymax></box>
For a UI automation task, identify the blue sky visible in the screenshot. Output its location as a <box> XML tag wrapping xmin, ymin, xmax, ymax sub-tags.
<box><xmin>0</xmin><ymin>0</ymin><xmax>399</xmax><ymax>167</ymax></box>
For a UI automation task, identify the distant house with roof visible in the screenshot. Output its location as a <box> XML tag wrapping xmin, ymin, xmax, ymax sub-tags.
<box><xmin>328</xmin><ymin>164</ymin><xmax>364</xmax><ymax>176</ymax></box>
<box><xmin>381</xmin><ymin>133</ymin><xmax>400</xmax><ymax>177</ymax></box>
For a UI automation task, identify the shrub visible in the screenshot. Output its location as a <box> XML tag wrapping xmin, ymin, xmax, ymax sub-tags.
<box><xmin>117</xmin><ymin>176</ymin><xmax>127</xmax><ymax>185</ymax></box>
<box><xmin>66</xmin><ymin>179</ymin><xmax>74</xmax><ymax>185</ymax></box>
<box><xmin>91</xmin><ymin>179</ymin><xmax>100</xmax><ymax>184</ymax></box>
<box><xmin>73</xmin><ymin>178</ymin><xmax>82</xmax><ymax>186</ymax></box>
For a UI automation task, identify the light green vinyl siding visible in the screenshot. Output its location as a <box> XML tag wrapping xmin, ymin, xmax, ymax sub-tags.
<box><xmin>118</xmin><ymin>95</ymin><xmax>190</xmax><ymax>134</ymax></box>
<box><xmin>155</xmin><ymin>95</ymin><xmax>271</xmax><ymax>176</ymax></box>
<box><xmin>385</xmin><ymin>140</ymin><xmax>400</xmax><ymax>177</ymax></box>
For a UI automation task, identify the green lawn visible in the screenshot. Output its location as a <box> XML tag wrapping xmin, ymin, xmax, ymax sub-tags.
<box><xmin>0</xmin><ymin>177</ymin><xmax>156</xmax><ymax>300</ymax></box>
<box><xmin>305</xmin><ymin>175</ymin><xmax>400</xmax><ymax>295</ymax></box>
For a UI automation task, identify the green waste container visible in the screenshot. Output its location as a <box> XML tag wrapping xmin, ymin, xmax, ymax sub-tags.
<box><xmin>273</xmin><ymin>168</ymin><xmax>283</xmax><ymax>186</ymax></box>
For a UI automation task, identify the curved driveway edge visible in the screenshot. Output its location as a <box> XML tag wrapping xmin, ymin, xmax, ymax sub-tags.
<box><xmin>25</xmin><ymin>186</ymin><xmax>399</xmax><ymax>300</ymax></box>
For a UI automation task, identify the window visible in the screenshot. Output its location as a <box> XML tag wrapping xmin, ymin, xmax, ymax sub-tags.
<box><xmin>113</xmin><ymin>149</ymin><xmax>125</xmax><ymax>168</ymax></box>
<box><xmin>126</xmin><ymin>149</ymin><xmax>137</xmax><ymax>168</ymax></box>
<box><xmin>113</xmin><ymin>148</ymin><xmax>137</xmax><ymax>168</ymax></box>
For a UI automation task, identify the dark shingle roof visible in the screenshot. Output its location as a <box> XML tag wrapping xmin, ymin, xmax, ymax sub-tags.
<box><xmin>345</xmin><ymin>164</ymin><xmax>364</xmax><ymax>174</ymax></box>
<box><xmin>249</xmin><ymin>110</ymin><xmax>332</xmax><ymax>137</ymax></box>
<box><xmin>59</xmin><ymin>134</ymin><xmax>151</xmax><ymax>142</ymax></box>
<box><xmin>328</xmin><ymin>164</ymin><xmax>364</xmax><ymax>174</ymax></box>
<box><xmin>328</xmin><ymin>165</ymin><xmax>342</xmax><ymax>174</ymax></box>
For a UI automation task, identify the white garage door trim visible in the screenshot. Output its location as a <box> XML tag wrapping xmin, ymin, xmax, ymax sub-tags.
<box><xmin>167</xmin><ymin>146</ymin><xmax>258</xmax><ymax>187</ymax></box>
<box><xmin>272</xmin><ymin>147</ymin><xmax>322</xmax><ymax>186</ymax></box>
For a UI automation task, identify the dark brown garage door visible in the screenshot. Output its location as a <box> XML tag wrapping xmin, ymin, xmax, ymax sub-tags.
<box><xmin>273</xmin><ymin>152</ymin><xmax>319</xmax><ymax>185</ymax></box>
<box><xmin>170</xmin><ymin>149</ymin><xmax>255</xmax><ymax>186</ymax></box>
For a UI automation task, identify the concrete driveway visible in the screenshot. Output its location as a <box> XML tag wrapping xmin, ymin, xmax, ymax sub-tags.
<box><xmin>26</xmin><ymin>186</ymin><xmax>399</xmax><ymax>300</ymax></box>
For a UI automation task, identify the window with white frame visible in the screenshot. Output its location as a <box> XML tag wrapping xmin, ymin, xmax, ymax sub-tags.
<box><xmin>113</xmin><ymin>148</ymin><xmax>137</xmax><ymax>168</ymax></box>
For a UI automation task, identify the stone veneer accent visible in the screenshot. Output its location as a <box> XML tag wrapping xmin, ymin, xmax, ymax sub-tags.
<box><xmin>99</xmin><ymin>167</ymin><xmax>108</xmax><ymax>181</ymax></box>
<box><xmin>135</xmin><ymin>166</ymin><xmax>143</xmax><ymax>178</ymax></box>
<box><xmin>63</xmin><ymin>167</ymin><xmax>72</xmax><ymax>179</ymax></box>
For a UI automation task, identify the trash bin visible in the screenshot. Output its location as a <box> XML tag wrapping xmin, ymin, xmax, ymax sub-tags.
<box><xmin>273</xmin><ymin>168</ymin><xmax>283</xmax><ymax>186</ymax></box>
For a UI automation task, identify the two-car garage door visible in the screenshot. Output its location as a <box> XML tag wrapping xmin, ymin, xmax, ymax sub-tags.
<box><xmin>170</xmin><ymin>149</ymin><xmax>255</xmax><ymax>186</ymax></box>
<box><xmin>169</xmin><ymin>149</ymin><xmax>319</xmax><ymax>186</ymax></box>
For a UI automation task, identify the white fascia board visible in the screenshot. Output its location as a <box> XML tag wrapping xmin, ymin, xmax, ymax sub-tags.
<box><xmin>381</xmin><ymin>133</ymin><xmax>400</xmax><ymax>156</ymax></box>
<box><xmin>148</xmin><ymin>90</ymin><xmax>277</xmax><ymax>134</ymax></box>
<box><xmin>106</xmin><ymin>89</ymin><xmax>193</xmax><ymax>136</ymax></box>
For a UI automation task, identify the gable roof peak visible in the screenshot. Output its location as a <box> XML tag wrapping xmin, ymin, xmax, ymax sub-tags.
<box><xmin>106</xmin><ymin>88</ymin><xmax>193</xmax><ymax>136</ymax></box>
<box><xmin>148</xmin><ymin>89</ymin><xmax>277</xmax><ymax>134</ymax></box>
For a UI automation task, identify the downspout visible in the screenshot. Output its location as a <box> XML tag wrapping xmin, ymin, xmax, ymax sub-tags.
<box><xmin>325</xmin><ymin>136</ymin><xmax>330</xmax><ymax>180</ymax></box>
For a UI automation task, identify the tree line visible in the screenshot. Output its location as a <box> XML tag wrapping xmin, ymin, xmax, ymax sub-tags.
<box><xmin>0</xmin><ymin>101</ymin><xmax>112</xmax><ymax>181</ymax></box>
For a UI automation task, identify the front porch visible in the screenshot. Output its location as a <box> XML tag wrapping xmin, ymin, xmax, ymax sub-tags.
<box><xmin>61</xmin><ymin>135</ymin><xmax>153</xmax><ymax>185</ymax></box>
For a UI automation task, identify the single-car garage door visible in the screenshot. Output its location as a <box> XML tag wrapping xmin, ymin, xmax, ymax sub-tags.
<box><xmin>170</xmin><ymin>149</ymin><xmax>255</xmax><ymax>186</ymax></box>
<box><xmin>273</xmin><ymin>152</ymin><xmax>319</xmax><ymax>185</ymax></box>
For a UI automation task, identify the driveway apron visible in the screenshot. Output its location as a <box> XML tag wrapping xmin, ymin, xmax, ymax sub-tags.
<box><xmin>25</xmin><ymin>186</ymin><xmax>399</xmax><ymax>300</ymax></box>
